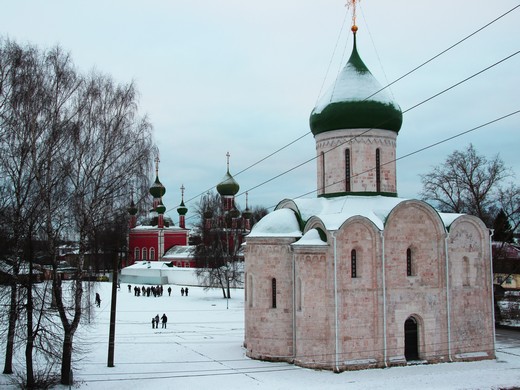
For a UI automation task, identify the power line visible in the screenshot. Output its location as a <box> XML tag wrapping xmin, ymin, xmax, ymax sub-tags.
<box><xmin>172</xmin><ymin>4</ymin><xmax>519</xmax><ymax>218</ymax></box>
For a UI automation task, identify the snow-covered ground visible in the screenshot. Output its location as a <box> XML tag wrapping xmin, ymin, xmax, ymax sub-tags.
<box><xmin>2</xmin><ymin>282</ymin><xmax>520</xmax><ymax>389</ymax></box>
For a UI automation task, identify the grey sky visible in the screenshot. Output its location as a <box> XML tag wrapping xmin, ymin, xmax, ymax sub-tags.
<box><xmin>2</xmin><ymin>1</ymin><xmax>519</xmax><ymax>225</ymax></box>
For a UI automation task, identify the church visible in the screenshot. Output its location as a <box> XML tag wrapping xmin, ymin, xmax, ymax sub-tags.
<box><xmin>243</xmin><ymin>15</ymin><xmax>495</xmax><ymax>370</ymax></box>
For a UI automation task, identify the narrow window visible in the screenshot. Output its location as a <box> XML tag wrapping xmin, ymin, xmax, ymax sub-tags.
<box><xmin>142</xmin><ymin>247</ymin><xmax>147</xmax><ymax>261</ymax></box>
<box><xmin>134</xmin><ymin>247</ymin><xmax>140</xmax><ymax>261</ymax></box>
<box><xmin>376</xmin><ymin>148</ymin><xmax>381</xmax><ymax>192</ymax></box>
<box><xmin>321</xmin><ymin>151</ymin><xmax>326</xmax><ymax>193</ymax></box>
<box><xmin>345</xmin><ymin>149</ymin><xmax>351</xmax><ymax>192</ymax></box>
<box><xmin>296</xmin><ymin>277</ymin><xmax>302</xmax><ymax>311</ymax></box>
<box><xmin>248</xmin><ymin>274</ymin><xmax>253</xmax><ymax>308</ymax></box>
<box><xmin>406</xmin><ymin>248</ymin><xmax>412</xmax><ymax>276</ymax></box>
<box><xmin>272</xmin><ymin>278</ymin><xmax>277</xmax><ymax>309</ymax></box>
<box><xmin>351</xmin><ymin>249</ymin><xmax>357</xmax><ymax>278</ymax></box>
<box><xmin>149</xmin><ymin>247</ymin><xmax>155</xmax><ymax>261</ymax></box>
<box><xmin>463</xmin><ymin>257</ymin><xmax>470</xmax><ymax>286</ymax></box>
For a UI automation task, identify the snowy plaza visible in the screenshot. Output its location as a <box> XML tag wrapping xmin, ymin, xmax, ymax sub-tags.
<box><xmin>2</xmin><ymin>282</ymin><xmax>518</xmax><ymax>389</ymax></box>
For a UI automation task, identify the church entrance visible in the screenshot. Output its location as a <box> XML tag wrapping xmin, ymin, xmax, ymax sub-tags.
<box><xmin>404</xmin><ymin>317</ymin><xmax>419</xmax><ymax>361</ymax></box>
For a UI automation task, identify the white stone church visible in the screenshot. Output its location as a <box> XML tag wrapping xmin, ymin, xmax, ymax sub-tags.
<box><xmin>243</xmin><ymin>24</ymin><xmax>495</xmax><ymax>371</ymax></box>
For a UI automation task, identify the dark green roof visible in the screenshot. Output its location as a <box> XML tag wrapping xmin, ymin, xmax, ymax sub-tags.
<box><xmin>149</xmin><ymin>176</ymin><xmax>166</xmax><ymax>198</ymax></box>
<box><xmin>217</xmin><ymin>170</ymin><xmax>240</xmax><ymax>196</ymax></box>
<box><xmin>309</xmin><ymin>33</ymin><xmax>402</xmax><ymax>136</ymax></box>
<box><xmin>177</xmin><ymin>200</ymin><xmax>188</xmax><ymax>216</ymax></box>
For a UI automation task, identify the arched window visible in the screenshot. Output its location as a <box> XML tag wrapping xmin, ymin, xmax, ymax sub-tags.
<box><xmin>463</xmin><ymin>256</ymin><xmax>470</xmax><ymax>286</ymax></box>
<box><xmin>406</xmin><ymin>248</ymin><xmax>413</xmax><ymax>276</ymax></box>
<box><xmin>134</xmin><ymin>247</ymin><xmax>140</xmax><ymax>261</ymax></box>
<box><xmin>351</xmin><ymin>249</ymin><xmax>357</xmax><ymax>278</ymax></box>
<box><xmin>345</xmin><ymin>149</ymin><xmax>351</xmax><ymax>192</ymax></box>
<box><xmin>321</xmin><ymin>151</ymin><xmax>326</xmax><ymax>193</ymax></box>
<box><xmin>149</xmin><ymin>247</ymin><xmax>155</xmax><ymax>261</ymax></box>
<box><xmin>296</xmin><ymin>277</ymin><xmax>302</xmax><ymax>311</ymax></box>
<box><xmin>272</xmin><ymin>278</ymin><xmax>277</xmax><ymax>309</ymax></box>
<box><xmin>142</xmin><ymin>247</ymin><xmax>147</xmax><ymax>261</ymax></box>
<box><xmin>248</xmin><ymin>274</ymin><xmax>253</xmax><ymax>308</ymax></box>
<box><xmin>376</xmin><ymin>148</ymin><xmax>381</xmax><ymax>192</ymax></box>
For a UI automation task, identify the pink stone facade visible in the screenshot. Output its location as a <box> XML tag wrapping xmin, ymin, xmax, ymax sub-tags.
<box><xmin>315</xmin><ymin>129</ymin><xmax>397</xmax><ymax>196</ymax></box>
<box><xmin>244</xmin><ymin>200</ymin><xmax>495</xmax><ymax>371</ymax></box>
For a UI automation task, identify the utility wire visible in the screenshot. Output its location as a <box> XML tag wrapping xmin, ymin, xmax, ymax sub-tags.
<box><xmin>171</xmin><ymin>4</ymin><xmax>519</xmax><ymax>216</ymax></box>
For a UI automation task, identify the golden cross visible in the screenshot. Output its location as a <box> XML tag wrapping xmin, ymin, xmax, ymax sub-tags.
<box><xmin>346</xmin><ymin>0</ymin><xmax>361</xmax><ymax>28</ymax></box>
<box><xmin>154</xmin><ymin>156</ymin><xmax>160</xmax><ymax>175</ymax></box>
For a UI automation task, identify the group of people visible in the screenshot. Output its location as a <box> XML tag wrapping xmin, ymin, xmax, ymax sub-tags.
<box><xmin>130</xmin><ymin>284</ymin><xmax>165</xmax><ymax>297</ymax></box>
<box><xmin>127</xmin><ymin>284</ymin><xmax>189</xmax><ymax>298</ymax></box>
<box><xmin>152</xmin><ymin>313</ymin><xmax>168</xmax><ymax>329</ymax></box>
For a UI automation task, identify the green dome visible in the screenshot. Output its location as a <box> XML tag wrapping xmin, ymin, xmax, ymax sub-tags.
<box><xmin>217</xmin><ymin>170</ymin><xmax>240</xmax><ymax>196</ymax></box>
<box><xmin>149</xmin><ymin>176</ymin><xmax>166</xmax><ymax>198</ymax></box>
<box><xmin>310</xmin><ymin>33</ymin><xmax>402</xmax><ymax>136</ymax></box>
<box><xmin>156</xmin><ymin>200</ymin><xmax>166</xmax><ymax>215</ymax></box>
<box><xmin>128</xmin><ymin>200</ymin><xmax>138</xmax><ymax>216</ymax></box>
<box><xmin>177</xmin><ymin>200</ymin><xmax>188</xmax><ymax>216</ymax></box>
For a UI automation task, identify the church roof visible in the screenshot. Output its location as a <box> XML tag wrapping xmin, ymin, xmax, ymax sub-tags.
<box><xmin>248</xmin><ymin>195</ymin><xmax>465</xmax><ymax>238</ymax></box>
<box><xmin>309</xmin><ymin>31</ymin><xmax>402</xmax><ymax>136</ymax></box>
<box><xmin>217</xmin><ymin>170</ymin><xmax>240</xmax><ymax>196</ymax></box>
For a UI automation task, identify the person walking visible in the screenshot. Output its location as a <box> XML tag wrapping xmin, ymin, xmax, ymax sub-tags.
<box><xmin>161</xmin><ymin>313</ymin><xmax>168</xmax><ymax>329</ymax></box>
<box><xmin>185</xmin><ymin>287</ymin><xmax>189</xmax><ymax>297</ymax></box>
<box><xmin>167</xmin><ymin>286</ymin><xmax>172</xmax><ymax>296</ymax></box>
<box><xmin>181</xmin><ymin>287</ymin><xmax>184</xmax><ymax>296</ymax></box>
<box><xmin>152</xmin><ymin>317</ymin><xmax>155</xmax><ymax>329</ymax></box>
<box><xmin>155</xmin><ymin>314</ymin><xmax>159</xmax><ymax>329</ymax></box>
<box><xmin>95</xmin><ymin>293</ymin><xmax>101</xmax><ymax>307</ymax></box>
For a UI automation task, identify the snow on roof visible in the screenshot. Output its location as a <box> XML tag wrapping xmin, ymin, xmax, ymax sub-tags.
<box><xmin>251</xmin><ymin>195</ymin><xmax>466</xmax><ymax>238</ymax></box>
<box><xmin>293</xmin><ymin>196</ymin><xmax>406</xmax><ymax>231</ymax></box>
<box><xmin>125</xmin><ymin>261</ymin><xmax>177</xmax><ymax>270</ymax></box>
<box><xmin>162</xmin><ymin>246</ymin><xmax>194</xmax><ymax>259</ymax></box>
<box><xmin>132</xmin><ymin>225</ymin><xmax>184</xmax><ymax>231</ymax></box>
<box><xmin>292</xmin><ymin>228</ymin><xmax>327</xmax><ymax>246</ymax></box>
<box><xmin>313</xmin><ymin>62</ymin><xmax>398</xmax><ymax>115</ymax></box>
<box><xmin>248</xmin><ymin>208</ymin><xmax>302</xmax><ymax>238</ymax></box>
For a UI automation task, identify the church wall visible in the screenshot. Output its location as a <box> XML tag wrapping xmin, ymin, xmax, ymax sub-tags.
<box><xmin>315</xmin><ymin>129</ymin><xmax>397</xmax><ymax>196</ymax></box>
<box><xmin>293</xmin><ymin>249</ymin><xmax>335</xmax><ymax>369</ymax></box>
<box><xmin>447</xmin><ymin>217</ymin><xmax>495</xmax><ymax>360</ymax></box>
<box><xmin>383</xmin><ymin>201</ymin><xmax>449</xmax><ymax>364</ymax></box>
<box><xmin>244</xmin><ymin>238</ymin><xmax>295</xmax><ymax>362</ymax></box>
<box><xmin>334</xmin><ymin>218</ymin><xmax>385</xmax><ymax>368</ymax></box>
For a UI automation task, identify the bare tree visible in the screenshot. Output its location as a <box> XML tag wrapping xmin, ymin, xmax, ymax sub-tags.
<box><xmin>420</xmin><ymin>144</ymin><xmax>511</xmax><ymax>226</ymax></box>
<box><xmin>192</xmin><ymin>192</ymin><xmax>262</xmax><ymax>299</ymax></box>
<box><xmin>0</xmin><ymin>37</ymin><xmax>155</xmax><ymax>387</ymax></box>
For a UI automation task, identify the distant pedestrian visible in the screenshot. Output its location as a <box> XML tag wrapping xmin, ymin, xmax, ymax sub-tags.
<box><xmin>155</xmin><ymin>314</ymin><xmax>159</xmax><ymax>329</ymax></box>
<box><xmin>167</xmin><ymin>287</ymin><xmax>172</xmax><ymax>296</ymax></box>
<box><xmin>95</xmin><ymin>293</ymin><xmax>101</xmax><ymax>307</ymax></box>
<box><xmin>128</xmin><ymin>284</ymin><xmax>131</xmax><ymax>293</ymax></box>
<box><xmin>152</xmin><ymin>317</ymin><xmax>155</xmax><ymax>329</ymax></box>
<box><xmin>161</xmin><ymin>313</ymin><xmax>168</xmax><ymax>328</ymax></box>
<box><xmin>181</xmin><ymin>287</ymin><xmax>184</xmax><ymax>296</ymax></box>
<box><xmin>185</xmin><ymin>287</ymin><xmax>189</xmax><ymax>297</ymax></box>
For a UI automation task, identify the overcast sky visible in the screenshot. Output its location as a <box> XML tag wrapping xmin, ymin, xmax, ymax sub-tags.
<box><xmin>2</xmin><ymin>1</ymin><xmax>519</xmax><ymax>226</ymax></box>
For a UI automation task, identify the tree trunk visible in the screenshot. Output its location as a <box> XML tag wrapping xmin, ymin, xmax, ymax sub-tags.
<box><xmin>2</xmin><ymin>283</ymin><xmax>17</xmax><ymax>374</ymax></box>
<box><xmin>60</xmin><ymin>332</ymin><xmax>73</xmax><ymax>385</ymax></box>
<box><xmin>25</xmin><ymin>258</ymin><xmax>35</xmax><ymax>388</ymax></box>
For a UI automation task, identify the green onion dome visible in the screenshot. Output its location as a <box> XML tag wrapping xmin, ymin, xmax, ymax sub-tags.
<box><xmin>242</xmin><ymin>207</ymin><xmax>252</xmax><ymax>220</ymax></box>
<box><xmin>156</xmin><ymin>200</ymin><xmax>166</xmax><ymax>215</ymax></box>
<box><xmin>309</xmin><ymin>30</ymin><xmax>402</xmax><ymax>136</ymax></box>
<box><xmin>128</xmin><ymin>200</ymin><xmax>138</xmax><ymax>216</ymax></box>
<box><xmin>149</xmin><ymin>176</ymin><xmax>166</xmax><ymax>198</ymax></box>
<box><xmin>177</xmin><ymin>200</ymin><xmax>188</xmax><ymax>216</ymax></box>
<box><xmin>216</xmin><ymin>170</ymin><xmax>240</xmax><ymax>196</ymax></box>
<box><xmin>228</xmin><ymin>208</ymin><xmax>241</xmax><ymax>219</ymax></box>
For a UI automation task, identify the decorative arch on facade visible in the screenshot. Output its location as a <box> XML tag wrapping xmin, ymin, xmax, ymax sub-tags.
<box><xmin>384</xmin><ymin>200</ymin><xmax>447</xmax><ymax>239</ymax></box>
<box><xmin>149</xmin><ymin>247</ymin><xmax>155</xmax><ymax>261</ymax></box>
<box><xmin>134</xmin><ymin>247</ymin><xmax>140</xmax><ymax>261</ymax></box>
<box><xmin>141</xmin><ymin>247</ymin><xmax>147</xmax><ymax>261</ymax></box>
